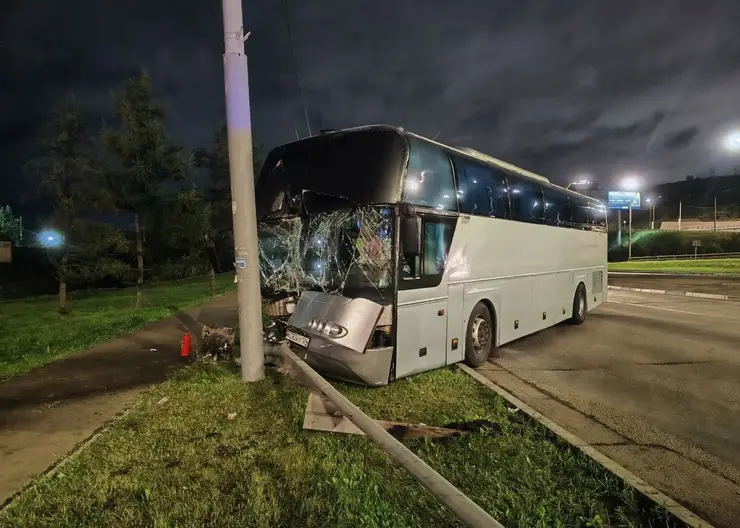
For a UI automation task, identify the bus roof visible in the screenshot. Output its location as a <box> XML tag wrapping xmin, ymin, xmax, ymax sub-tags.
<box><xmin>296</xmin><ymin>124</ymin><xmax>601</xmax><ymax>206</ymax></box>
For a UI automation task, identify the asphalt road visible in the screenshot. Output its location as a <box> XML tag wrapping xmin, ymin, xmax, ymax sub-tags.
<box><xmin>478</xmin><ymin>289</ymin><xmax>740</xmax><ymax>528</ymax></box>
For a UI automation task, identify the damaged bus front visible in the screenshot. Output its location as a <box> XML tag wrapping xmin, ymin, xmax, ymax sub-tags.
<box><xmin>257</xmin><ymin>127</ymin><xmax>408</xmax><ymax>386</ymax></box>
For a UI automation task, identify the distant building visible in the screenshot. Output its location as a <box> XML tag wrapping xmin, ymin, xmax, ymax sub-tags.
<box><xmin>0</xmin><ymin>239</ymin><xmax>11</xmax><ymax>263</ymax></box>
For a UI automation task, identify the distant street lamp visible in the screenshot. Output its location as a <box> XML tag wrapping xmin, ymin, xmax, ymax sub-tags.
<box><xmin>714</xmin><ymin>189</ymin><xmax>731</xmax><ymax>232</ymax></box>
<box><xmin>646</xmin><ymin>196</ymin><xmax>660</xmax><ymax>229</ymax></box>
<box><xmin>620</xmin><ymin>176</ymin><xmax>640</xmax><ymax>191</ymax></box>
<box><xmin>618</xmin><ymin>177</ymin><xmax>641</xmax><ymax>259</ymax></box>
<box><xmin>723</xmin><ymin>131</ymin><xmax>740</xmax><ymax>153</ymax></box>
<box><xmin>37</xmin><ymin>229</ymin><xmax>64</xmax><ymax>249</ymax></box>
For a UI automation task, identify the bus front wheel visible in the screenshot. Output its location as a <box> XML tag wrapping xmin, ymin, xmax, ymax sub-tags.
<box><xmin>571</xmin><ymin>283</ymin><xmax>587</xmax><ymax>325</ymax></box>
<box><xmin>464</xmin><ymin>303</ymin><xmax>494</xmax><ymax>368</ymax></box>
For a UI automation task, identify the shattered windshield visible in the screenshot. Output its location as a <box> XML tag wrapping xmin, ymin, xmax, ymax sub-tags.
<box><xmin>255</xmin><ymin>129</ymin><xmax>407</xmax><ymax>219</ymax></box>
<box><xmin>258</xmin><ymin>206</ymin><xmax>394</xmax><ymax>302</ymax></box>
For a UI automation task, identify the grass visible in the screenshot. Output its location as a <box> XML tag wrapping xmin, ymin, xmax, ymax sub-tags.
<box><xmin>0</xmin><ymin>363</ymin><xmax>677</xmax><ymax>528</ymax></box>
<box><xmin>609</xmin><ymin>257</ymin><xmax>740</xmax><ymax>275</ymax></box>
<box><xmin>0</xmin><ymin>274</ymin><xmax>235</xmax><ymax>381</ymax></box>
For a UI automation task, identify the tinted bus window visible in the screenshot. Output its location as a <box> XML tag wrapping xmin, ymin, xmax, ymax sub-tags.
<box><xmin>508</xmin><ymin>174</ymin><xmax>543</xmax><ymax>224</ymax></box>
<box><xmin>403</xmin><ymin>138</ymin><xmax>457</xmax><ymax>211</ymax></box>
<box><xmin>570</xmin><ymin>197</ymin><xmax>591</xmax><ymax>229</ymax></box>
<box><xmin>256</xmin><ymin>129</ymin><xmax>406</xmax><ymax>218</ymax></box>
<box><xmin>542</xmin><ymin>188</ymin><xmax>569</xmax><ymax>226</ymax></box>
<box><xmin>452</xmin><ymin>156</ymin><xmax>509</xmax><ymax>218</ymax></box>
<box><xmin>591</xmin><ymin>203</ymin><xmax>607</xmax><ymax>231</ymax></box>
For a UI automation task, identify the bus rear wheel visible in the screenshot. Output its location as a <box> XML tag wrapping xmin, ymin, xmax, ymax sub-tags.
<box><xmin>465</xmin><ymin>303</ymin><xmax>494</xmax><ymax>368</ymax></box>
<box><xmin>571</xmin><ymin>283</ymin><xmax>587</xmax><ymax>325</ymax></box>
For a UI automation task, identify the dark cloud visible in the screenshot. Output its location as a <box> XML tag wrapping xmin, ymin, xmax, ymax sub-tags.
<box><xmin>3</xmin><ymin>0</ymin><xmax>740</xmax><ymax>212</ymax></box>
<box><xmin>664</xmin><ymin>126</ymin><xmax>700</xmax><ymax>150</ymax></box>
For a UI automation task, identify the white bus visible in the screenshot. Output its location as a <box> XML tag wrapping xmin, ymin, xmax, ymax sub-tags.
<box><xmin>257</xmin><ymin>125</ymin><xmax>608</xmax><ymax>385</ymax></box>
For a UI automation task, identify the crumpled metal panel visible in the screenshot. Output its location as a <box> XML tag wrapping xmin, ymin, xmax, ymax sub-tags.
<box><xmin>258</xmin><ymin>206</ymin><xmax>393</xmax><ymax>298</ymax></box>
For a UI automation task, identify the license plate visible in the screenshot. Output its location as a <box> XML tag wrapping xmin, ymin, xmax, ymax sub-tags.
<box><xmin>286</xmin><ymin>330</ymin><xmax>310</xmax><ymax>348</ymax></box>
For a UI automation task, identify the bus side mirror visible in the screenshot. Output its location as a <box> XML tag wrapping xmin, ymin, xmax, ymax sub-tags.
<box><xmin>400</xmin><ymin>203</ymin><xmax>421</xmax><ymax>256</ymax></box>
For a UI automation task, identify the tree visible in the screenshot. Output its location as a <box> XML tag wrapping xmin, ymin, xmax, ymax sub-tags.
<box><xmin>103</xmin><ymin>72</ymin><xmax>191</xmax><ymax>308</ymax></box>
<box><xmin>0</xmin><ymin>206</ymin><xmax>22</xmax><ymax>244</ymax></box>
<box><xmin>27</xmin><ymin>96</ymin><xmax>129</xmax><ymax>311</ymax></box>
<box><xmin>164</xmin><ymin>187</ymin><xmax>218</xmax><ymax>295</ymax></box>
<box><xmin>194</xmin><ymin>124</ymin><xmax>264</xmax><ymax>234</ymax></box>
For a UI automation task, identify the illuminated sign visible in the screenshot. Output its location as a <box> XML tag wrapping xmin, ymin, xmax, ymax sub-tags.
<box><xmin>608</xmin><ymin>191</ymin><xmax>640</xmax><ymax>210</ymax></box>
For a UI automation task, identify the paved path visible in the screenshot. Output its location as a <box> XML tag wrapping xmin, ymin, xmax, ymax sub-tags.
<box><xmin>479</xmin><ymin>289</ymin><xmax>740</xmax><ymax>528</ymax></box>
<box><xmin>0</xmin><ymin>292</ymin><xmax>237</xmax><ymax>505</ymax></box>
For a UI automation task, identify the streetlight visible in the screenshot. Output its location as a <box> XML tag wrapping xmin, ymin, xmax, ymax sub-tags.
<box><xmin>566</xmin><ymin>176</ymin><xmax>593</xmax><ymax>190</ymax></box>
<box><xmin>714</xmin><ymin>189</ymin><xmax>731</xmax><ymax>232</ymax></box>
<box><xmin>620</xmin><ymin>176</ymin><xmax>640</xmax><ymax>191</ymax></box>
<box><xmin>722</xmin><ymin>130</ymin><xmax>740</xmax><ymax>153</ymax></box>
<box><xmin>645</xmin><ymin>196</ymin><xmax>660</xmax><ymax>230</ymax></box>
<box><xmin>617</xmin><ymin>177</ymin><xmax>641</xmax><ymax>259</ymax></box>
<box><xmin>37</xmin><ymin>229</ymin><xmax>63</xmax><ymax>249</ymax></box>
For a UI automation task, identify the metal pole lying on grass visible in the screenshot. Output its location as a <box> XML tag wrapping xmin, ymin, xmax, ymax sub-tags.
<box><xmin>277</xmin><ymin>344</ymin><xmax>504</xmax><ymax>528</ymax></box>
<box><xmin>221</xmin><ymin>0</ymin><xmax>264</xmax><ymax>381</ymax></box>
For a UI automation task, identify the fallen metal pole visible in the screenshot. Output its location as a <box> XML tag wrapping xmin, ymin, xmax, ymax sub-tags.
<box><xmin>278</xmin><ymin>344</ymin><xmax>503</xmax><ymax>528</ymax></box>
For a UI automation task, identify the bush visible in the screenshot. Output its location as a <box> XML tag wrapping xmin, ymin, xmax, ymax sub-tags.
<box><xmin>150</xmin><ymin>256</ymin><xmax>211</xmax><ymax>282</ymax></box>
<box><xmin>608</xmin><ymin>230</ymin><xmax>740</xmax><ymax>260</ymax></box>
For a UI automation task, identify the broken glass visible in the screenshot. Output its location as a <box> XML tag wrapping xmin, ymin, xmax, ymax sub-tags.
<box><xmin>258</xmin><ymin>206</ymin><xmax>394</xmax><ymax>301</ymax></box>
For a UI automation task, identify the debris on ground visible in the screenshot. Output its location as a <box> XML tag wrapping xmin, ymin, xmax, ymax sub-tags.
<box><xmin>226</xmin><ymin>412</ymin><xmax>237</xmax><ymax>421</ymax></box>
<box><xmin>301</xmin><ymin>392</ymin><xmax>467</xmax><ymax>439</ymax></box>
<box><xmin>442</xmin><ymin>419</ymin><xmax>503</xmax><ymax>436</ymax></box>
<box><xmin>198</xmin><ymin>326</ymin><xmax>235</xmax><ymax>362</ymax></box>
<box><xmin>156</xmin><ymin>397</ymin><xmax>169</xmax><ymax>406</ymax></box>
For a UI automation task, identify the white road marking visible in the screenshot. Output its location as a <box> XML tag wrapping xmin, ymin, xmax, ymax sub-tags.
<box><xmin>607</xmin><ymin>299</ymin><xmax>701</xmax><ymax>316</ymax></box>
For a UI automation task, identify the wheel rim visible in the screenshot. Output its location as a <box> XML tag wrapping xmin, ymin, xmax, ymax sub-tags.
<box><xmin>578</xmin><ymin>293</ymin><xmax>585</xmax><ymax>317</ymax></box>
<box><xmin>471</xmin><ymin>316</ymin><xmax>491</xmax><ymax>354</ymax></box>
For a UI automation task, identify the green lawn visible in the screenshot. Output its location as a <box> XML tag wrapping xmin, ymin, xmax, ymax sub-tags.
<box><xmin>609</xmin><ymin>258</ymin><xmax>740</xmax><ymax>275</ymax></box>
<box><xmin>0</xmin><ymin>274</ymin><xmax>235</xmax><ymax>381</ymax></box>
<box><xmin>0</xmin><ymin>363</ymin><xmax>676</xmax><ymax>528</ymax></box>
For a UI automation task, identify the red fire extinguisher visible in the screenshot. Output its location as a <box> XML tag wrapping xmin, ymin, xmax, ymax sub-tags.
<box><xmin>180</xmin><ymin>332</ymin><xmax>192</xmax><ymax>358</ymax></box>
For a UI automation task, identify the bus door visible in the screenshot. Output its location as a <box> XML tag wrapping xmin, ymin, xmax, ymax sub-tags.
<box><xmin>395</xmin><ymin>212</ymin><xmax>456</xmax><ymax>379</ymax></box>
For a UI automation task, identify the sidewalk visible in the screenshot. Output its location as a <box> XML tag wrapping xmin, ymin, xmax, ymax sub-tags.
<box><xmin>0</xmin><ymin>292</ymin><xmax>237</xmax><ymax>505</ymax></box>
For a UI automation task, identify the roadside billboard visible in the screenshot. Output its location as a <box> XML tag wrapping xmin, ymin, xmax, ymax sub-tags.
<box><xmin>607</xmin><ymin>191</ymin><xmax>640</xmax><ymax>210</ymax></box>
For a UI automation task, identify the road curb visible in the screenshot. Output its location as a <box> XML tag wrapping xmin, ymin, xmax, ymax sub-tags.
<box><xmin>459</xmin><ymin>364</ymin><xmax>715</xmax><ymax>528</ymax></box>
<box><xmin>609</xmin><ymin>271</ymin><xmax>740</xmax><ymax>279</ymax></box>
<box><xmin>607</xmin><ymin>285</ymin><xmax>738</xmax><ymax>301</ymax></box>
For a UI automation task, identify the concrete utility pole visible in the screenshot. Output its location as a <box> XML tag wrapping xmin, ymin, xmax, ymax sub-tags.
<box><xmin>714</xmin><ymin>189</ymin><xmax>731</xmax><ymax>232</ymax></box>
<box><xmin>628</xmin><ymin>203</ymin><xmax>633</xmax><ymax>260</ymax></box>
<box><xmin>221</xmin><ymin>0</ymin><xmax>264</xmax><ymax>381</ymax></box>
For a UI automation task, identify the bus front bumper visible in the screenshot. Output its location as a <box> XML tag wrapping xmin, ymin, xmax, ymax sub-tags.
<box><xmin>289</xmin><ymin>339</ymin><xmax>393</xmax><ymax>387</ymax></box>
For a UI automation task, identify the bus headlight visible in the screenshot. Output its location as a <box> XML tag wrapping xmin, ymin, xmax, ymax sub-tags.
<box><xmin>307</xmin><ymin>318</ymin><xmax>347</xmax><ymax>338</ymax></box>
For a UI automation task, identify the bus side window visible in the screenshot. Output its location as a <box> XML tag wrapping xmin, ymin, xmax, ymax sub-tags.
<box><xmin>560</xmin><ymin>197</ymin><xmax>573</xmax><ymax>227</ymax></box>
<box><xmin>452</xmin><ymin>156</ymin><xmax>509</xmax><ymax>219</ymax></box>
<box><xmin>403</xmin><ymin>138</ymin><xmax>457</xmax><ymax>211</ymax></box>
<box><xmin>571</xmin><ymin>197</ymin><xmax>591</xmax><ymax>229</ymax></box>
<box><xmin>508</xmin><ymin>174</ymin><xmax>544</xmax><ymax>224</ymax></box>
<box><xmin>591</xmin><ymin>204</ymin><xmax>607</xmax><ymax>231</ymax></box>
<box><xmin>401</xmin><ymin>217</ymin><xmax>454</xmax><ymax>285</ymax></box>
<box><xmin>543</xmin><ymin>188</ymin><xmax>567</xmax><ymax>226</ymax></box>
<box><xmin>422</xmin><ymin>220</ymin><xmax>453</xmax><ymax>276</ymax></box>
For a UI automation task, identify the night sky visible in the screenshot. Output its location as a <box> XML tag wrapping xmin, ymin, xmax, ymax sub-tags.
<box><xmin>3</xmin><ymin>0</ymin><xmax>740</xmax><ymax>213</ymax></box>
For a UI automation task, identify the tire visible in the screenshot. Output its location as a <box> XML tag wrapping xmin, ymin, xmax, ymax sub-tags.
<box><xmin>571</xmin><ymin>283</ymin><xmax>587</xmax><ymax>325</ymax></box>
<box><xmin>464</xmin><ymin>303</ymin><xmax>494</xmax><ymax>367</ymax></box>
